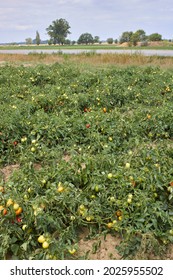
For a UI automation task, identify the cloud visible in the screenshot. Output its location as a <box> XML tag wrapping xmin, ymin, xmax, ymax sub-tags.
<box><xmin>0</xmin><ymin>0</ymin><xmax>173</xmax><ymax>42</ymax></box>
<box><xmin>14</xmin><ymin>25</ymin><xmax>34</xmax><ymax>31</ymax></box>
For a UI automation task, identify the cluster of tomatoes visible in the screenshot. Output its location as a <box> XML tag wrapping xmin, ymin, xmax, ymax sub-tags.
<box><xmin>0</xmin><ymin>192</ymin><xmax>23</xmax><ymax>224</ymax></box>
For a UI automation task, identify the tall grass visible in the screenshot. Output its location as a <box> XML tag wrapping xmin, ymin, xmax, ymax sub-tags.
<box><xmin>1</xmin><ymin>53</ymin><xmax>173</xmax><ymax>68</ymax></box>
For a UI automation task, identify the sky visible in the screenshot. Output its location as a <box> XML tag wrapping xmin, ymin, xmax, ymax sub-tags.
<box><xmin>0</xmin><ymin>0</ymin><xmax>173</xmax><ymax>43</ymax></box>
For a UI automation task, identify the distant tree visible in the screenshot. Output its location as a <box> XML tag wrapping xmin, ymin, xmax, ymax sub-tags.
<box><xmin>64</xmin><ymin>39</ymin><xmax>71</xmax><ymax>45</ymax></box>
<box><xmin>77</xmin><ymin>33</ymin><xmax>94</xmax><ymax>44</ymax></box>
<box><xmin>47</xmin><ymin>39</ymin><xmax>53</xmax><ymax>45</ymax></box>
<box><xmin>148</xmin><ymin>33</ymin><xmax>162</xmax><ymax>41</ymax></box>
<box><xmin>135</xmin><ymin>29</ymin><xmax>146</xmax><ymax>41</ymax></box>
<box><xmin>35</xmin><ymin>31</ymin><xmax>41</xmax><ymax>45</ymax></box>
<box><xmin>119</xmin><ymin>31</ymin><xmax>133</xmax><ymax>44</ymax></box>
<box><xmin>94</xmin><ymin>36</ymin><xmax>100</xmax><ymax>43</ymax></box>
<box><xmin>107</xmin><ymin>38</ymin><xmax>114</xmax><ymax>44</ymax></box>
<box><xmin>25</xmin><ymin>38</ymin><xmax>33</xmax><ymax>45</ymax></box>
<box><xmin>46</xmin><ymin>18</ymin><xmax>71</xmax><ymax>45</ymax></box>
<box><xmin>131</xmin><ymin>33</ymin><xmax>139</xmax><ymax>46</ymax></box>
<box><xmin>114</xmin><ymin>39</ymin><xmax>118</xmax><ymax>44</ymax></box>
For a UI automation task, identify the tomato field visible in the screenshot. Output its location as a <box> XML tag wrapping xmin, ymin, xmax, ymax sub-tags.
<box><xmin>0</xmin><ymin>62</ymin><xmax>173</xmax><ymax>259</ymax></box>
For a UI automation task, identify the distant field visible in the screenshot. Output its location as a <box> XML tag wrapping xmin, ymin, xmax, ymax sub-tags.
<box><xmin>0</xmin><ymin>42</ymin><xmax>173</xmax><ymax>50</ymax></box>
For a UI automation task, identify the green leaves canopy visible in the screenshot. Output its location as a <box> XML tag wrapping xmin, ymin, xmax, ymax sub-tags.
<box><xmin>77</xmin><ymin>33</ymin><xmax>94</xmax><ymax>44</ymax></box>
<box><xmin>46</xmin><ymin>18</ymin><xmax>71</xmax><ymax>45</ymax></box>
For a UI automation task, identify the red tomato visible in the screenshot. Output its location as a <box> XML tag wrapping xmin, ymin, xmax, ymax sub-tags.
<box><xmin>16</xmin><ymin>216</ymin><xmax>22</xmax><ymax>223</ymax></box>
<box><xmin>86</xmin><ymin>124</ymin><xmax>90</xmax><ymax>128</ymax></box>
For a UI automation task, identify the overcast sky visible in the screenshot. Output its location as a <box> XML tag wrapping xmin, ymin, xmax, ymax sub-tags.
<box><xmin>0</xmin><ymin>0</ymin><xmax>173</xmax><ymax>43</ymax></box>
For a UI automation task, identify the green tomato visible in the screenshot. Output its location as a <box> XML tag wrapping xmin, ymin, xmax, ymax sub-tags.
<box><xmin>107</xmin><ymin>173</ymin><xmax>113</xmax><ymax>179</ymax></box>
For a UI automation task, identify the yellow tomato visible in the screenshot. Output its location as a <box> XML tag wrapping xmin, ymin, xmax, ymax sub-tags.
<box><xmin>42</xmin><ymin>241</ymin><xmax>49</xmax><ymax>249</ymax></box>
<box><xmin>68</xmin><ymin>248</ymin><xmax>76</xmax><ymax>255</ymax></box>
<box><xmin>38</xmin><ymin>235</ymin><xmax>46</xmax><ymax>243</ymax></box>
<box><xmin>0</xmin><ymin>205</ymin><xmax>4</xmax><ymax>211</ymax></box>
<box><xmin>107</xmin><ymin>222</ymin><xmax>113</xmax><ymax>228</ymax></box>
<box><xmin>13</xmin><ymin>203</ymin><xmax>20</xmax><ymax>211</ymax></box>
<box><xmin>6</xmin><ymin>198</ymin><xmax>14</xmax><ymax>207</ymax></box>
<box><xmin>103</xmin><ymin>107</ymin><xmax>107</xmax><ymax>113</ymax></box>
<box><xmin>57</xmin><ymin>186</ymin><xmax>64</xmax><ymax>193</ymax></box>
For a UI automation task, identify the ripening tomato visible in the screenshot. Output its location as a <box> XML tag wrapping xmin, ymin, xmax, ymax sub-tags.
<box><xmin>16</xmin><ymin>216</ymin><xmax>22</xmax><ymax>223</ymax></box>
<box><xmin>15</xmin><ymin>207</ymin><xmax>23</xmax><ymax>216</ymax></box>
<box><xmin>13</xmin><ymin>141</ymin><xmax>18</xmax><ymax>146</ymax></box>
<box><xmin>86</xmin><ymin>124</ymin><xmax>90</xmax><ymax>128</ymax></box>
<box><xmin>3</xmin><ymin>208</ymin><xmax>7</xmax><ymax>215</ymax></box>
<box><xmin>107</xmin><ymin>222</ymin><xmax>113</xmax><ymax>228</ymax></box>
<box><xmin>103</xmin><ymin>107</ymin><xmax>107</xmax><ymax>113</ymax></box>
<box><xmin>116</xmin><ymin>210</ymin><xmax>122</xmax><ymax>217</ymax></box>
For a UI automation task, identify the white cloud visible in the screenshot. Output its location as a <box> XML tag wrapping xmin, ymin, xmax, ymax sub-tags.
<box><xmin>14</xmin><ymin>25</ymin><xmax>33</xmax><ymax>31</ymax></box>
<box><xmin>0</xmin><ymin>0</ymin><xmax>173</xmax><ymax>42</ymax></box>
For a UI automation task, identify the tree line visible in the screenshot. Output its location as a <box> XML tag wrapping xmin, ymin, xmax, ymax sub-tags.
<box><xmin>26</xmin><ymin>18</ymin><xmax>163</xmax><ymax>46</ymax></box>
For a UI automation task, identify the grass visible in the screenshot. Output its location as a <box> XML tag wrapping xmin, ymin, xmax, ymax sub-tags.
<box><xmin>1</xmin><ymin>52</ymin><xmax>173</xmax><ymax>69</ymax></box>
<box><xmin>0</xmin><ymin>41</ymin><xmax>173</xmax><ymax>50</ymax></box>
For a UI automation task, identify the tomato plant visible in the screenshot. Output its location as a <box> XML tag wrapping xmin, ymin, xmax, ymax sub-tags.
<box><xmin>0</xmin><ymin>63</ymin><xmax>173</xmax><ymax>259</ymax></box>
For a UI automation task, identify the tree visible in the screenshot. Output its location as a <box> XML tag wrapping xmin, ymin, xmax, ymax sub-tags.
<box><xmin>77</xmin><ymin>33</ymin><xmax>94</xmax><ymax>44</ymax></box>
<box><xmin>25</xmin><ymin>38</ymin><xmax>32</xmax><ymax>45</ymax></box>
<box><xmin>119</xmin><ymin>31</ymin><xmax>133</xmax><ymax>44</ymax></box>
<box><xmin>131</xmin><ymin>33</ymin><xmax>139</xmax><ymax>46</ymax></box>
<box><xmin>94</xmin><ymin>36</ymin><xmax>100</xmax><ymax>43</ymax></box>
<box><xmin>135</xmin><ymin>29</ymin><xmax>146</xmax><ymax>42</ymax></box>
<box><xmin>107</xmin><ymin>38</ymin><xmax>114</xmax><ymax>44</ymax></box>
<box><xmin>35</xmin><ymin>31</ymin><xmax>41</xmax><ymax>45</ymax></box>
<box><xmin>46</xmin><ymin>18</ymin><xmax>71</xmax><ymax>45</ymax></box>
<box><xmin>148</xmin><ymin>33</ymin><xmax>162</xmax><ymax>41</ymax></box>
<box><xmin>64</xmin><ymin>39</ymin><xmax>71</xmax><ymax>45</ymax></box>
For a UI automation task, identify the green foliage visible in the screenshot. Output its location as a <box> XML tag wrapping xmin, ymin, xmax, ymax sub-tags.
<box><xmin>148</xmin><ymin>33</ymin><xmax>162</xmax><ymax>41</ymax></box>
<box><xmin>77</xmin><ymin>33</ymin><xmax>94</xmax><ymax>45</ymax></box>
<box><xmin>0</xmin><ymin>63</ymin><xmax>173</xmax><ymax>259</ymax></box>
<box><xmin>35</xmin><ymin>31</ymin><xmax>41</xmax><ymax>46</ymax></box>
<box><xmin>107</xmin><ymin>38</ymin><xmax>114</xmax><ymax>44</ymax></box>
<box><xmin>46</xmin><ymin>18</ymin><xmax>71</xmax><ymax>45</ymax></box>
